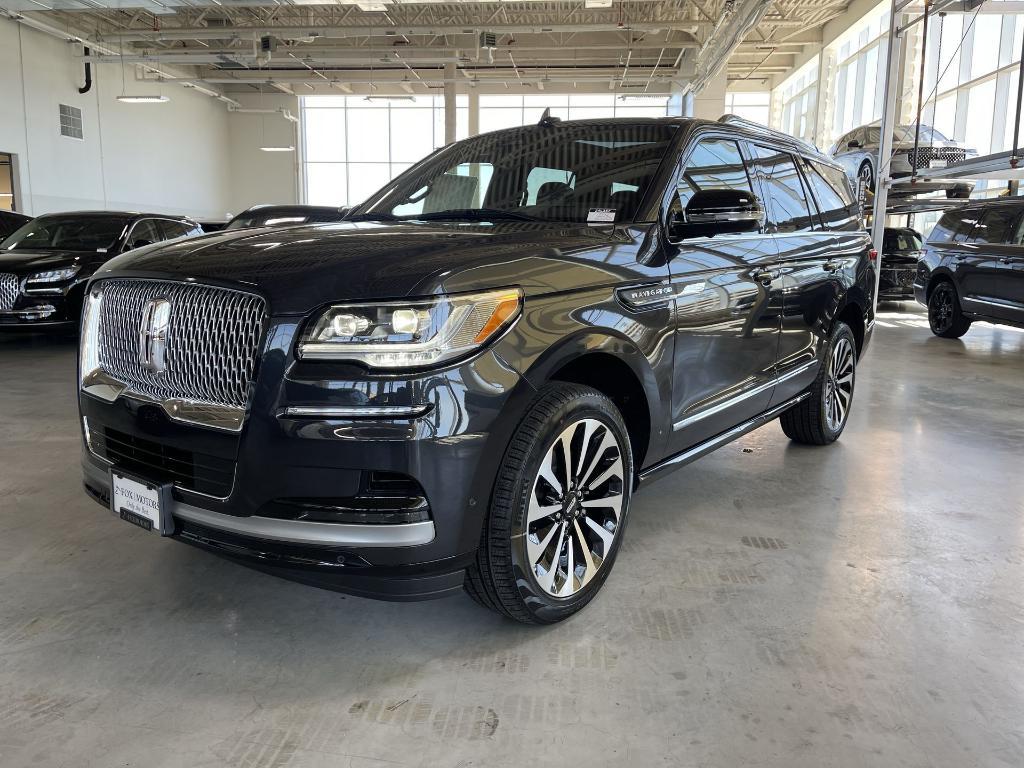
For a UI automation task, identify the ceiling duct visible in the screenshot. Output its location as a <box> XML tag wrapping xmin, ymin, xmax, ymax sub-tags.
<box><xmin>686</xmin><ymin>0</ymin><xmax>772</xmax><ymax>93</ymax></box>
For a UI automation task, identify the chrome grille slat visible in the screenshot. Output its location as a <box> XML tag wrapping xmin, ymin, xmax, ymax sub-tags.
<box><xmin>0</xmin><ymin>274</ymin><xmax>18</xmax><ymax>311</ymax></box>
<box><xmin>97</xmin><ymin>279</ymin><xmax>266</xmax><ymax>411</ymax></box>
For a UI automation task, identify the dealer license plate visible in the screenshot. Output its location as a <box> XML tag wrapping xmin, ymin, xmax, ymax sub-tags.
<box><xmin>929</xmin><ymin>159</ymin><xmax>947</xmax><ymax>169</ymax></box>
<box><xmin>110</xmin><ymin>471</ymin><xmax>167</xmax><ymax>534</ymax></box>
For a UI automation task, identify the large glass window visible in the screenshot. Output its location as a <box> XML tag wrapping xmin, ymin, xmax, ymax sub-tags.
<box><xmin>724</xmin><ymin>92</ymin><xmax>770</xmax><ymax>125</ymax></box>
<box><xmin>301</xmin><ymin>95</ymin><xmax>468</xmax><ymax>207</ymax></box>
<box><xmin>774</xmin><ymin>58</ymin><xmax>819</xmax><ymax>142</ymax></box>
<box><xmin>478</xmin><ymin>94</ymin><xmax>669</xmax><ymax>132</ymax></box>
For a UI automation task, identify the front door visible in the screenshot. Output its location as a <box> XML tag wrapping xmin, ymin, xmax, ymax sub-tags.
<box><xmin>665</xmin><ymin>136</ymin><xmax>783</xmax><ymax>453</ymax></box>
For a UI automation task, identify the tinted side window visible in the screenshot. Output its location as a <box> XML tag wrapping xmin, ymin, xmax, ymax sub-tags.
<box><xmin>750</xmin><ymin>146</ymin><xmax>814</xmax><ymax>233</ymax></box>
<box><xmin>127</xmin><ymin>219</ymin><xmax>162</xmax><ymax>248</ymax></box>
<box><xmin>969</xmin><ymin>208</ymin><xmax>1021</xmax><ymax>245</ymax></box>
<box><xmin>159</xmin><ymin>220</ymin><xmax>192</xmax><ymax>240</ymax></box>
<box><xmin>802</xmin><ymin>159</ymin><xmax>860</xmax><ymax>231</ymax></box>
<box><xmin>929</xmin><ymin>210</ymin><xmax>976</xmax><ymax>243</ymax></box>
<box><xmin>675</xmin><ymin>138</ymin><xmax>754</xmax><ymax>212</ymax></box>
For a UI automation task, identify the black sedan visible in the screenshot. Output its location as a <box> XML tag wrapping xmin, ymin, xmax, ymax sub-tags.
<box><xmin>0</xmin><ymin>211</ymin><xmax>202</xmax><ymax>329</ymax></box>
<box><xmin>878</xmin><ymin>227</ymin><xmax>923</xmax><ymax>301</ymax></box>
<box><xmin>0</xmin><ymin>210</ymin><xmax>31</xmax><ymax>240</ymax></box>
<box><xmin>224</xmin><ymin>204</ymin><xmax>348</xmax><ymax>231</ymax></box>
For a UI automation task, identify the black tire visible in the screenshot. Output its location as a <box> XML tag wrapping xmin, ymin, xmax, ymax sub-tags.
<box><xmin>780</xmin><ymin>322</ymin><xmax>857</xmax><ymax>446</ymax></box>
<box><xmin>464</xmin><ymin>382</ymin><xmax>633</xmax><ymax>625</ymax></box>
<box><xmin>858</xmin><ymin>161</ymin><xmax>875</xmax><ymax>194</ymax></box>
<box><xmin>928</xmin><ymin>281</ymin><xmax>972</xmax><ymax>338</ymax></box>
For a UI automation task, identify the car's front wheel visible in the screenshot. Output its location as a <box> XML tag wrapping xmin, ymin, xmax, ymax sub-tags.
<box><xmin>928</xmin><ymin>281</ymin><xmax>972</xmax><ymax>338</ymax></box>
<box><xmin>465</xmin><ymin>383</ymin><xmax>633</xmax><ymax>624</ymax></box>
<box><xmin>780</xmin><ymin>321</ymin><xmax>857</xmax><ymax>445</ymax></box>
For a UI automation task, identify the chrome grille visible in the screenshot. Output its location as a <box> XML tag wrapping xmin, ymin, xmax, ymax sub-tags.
<box><xmin>0</xmin><ymin>273</ymin><xmax>18</xmax><ymax>311</ymax></box>
<box><xmin>906</xmin><ymin>146</ymin><xmax>966</xmax><ymax>170</ymax></box>
<box><xmin>97</xmin><ymin>279</ymin><xmax>266</xmax><ymax>409</ymax></box>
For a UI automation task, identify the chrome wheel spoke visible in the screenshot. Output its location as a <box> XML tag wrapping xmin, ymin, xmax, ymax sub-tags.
<box><xmin>527</xmin><ymin>499</ymin><xmax>562</xmax><ymax>525</ymax></box>
<box><xmin>587</xmin><ymin>457</ymin><xmax>623</xmax><ymax>492</ymax></box>
<box><xmin>573</xmin><ymin>520</ymin><xmax>598</xmax><ymax>588</ymax></box>
<box><xmin>825</xmin><ymin>338</ymin><xmax>855</xmax><ymax>431</ymax></box>
<box><xmin>582</xmin><ymin>493</ymin><xmax>623</xmax><ymax>511</ymax></box>
<box><xmin>528</xmin><ymin>522</ymin><xmax>560</xmax><ymax>566</ymax></box>
<box><xmin>579</xmin><ymin>432</ymin><xmax>617</xmax><ymax>488</ymax></box>
<box><xmin>584</xmin><ymin>515</ymin><xmax>615</xmax><ymax>552</ymax></box>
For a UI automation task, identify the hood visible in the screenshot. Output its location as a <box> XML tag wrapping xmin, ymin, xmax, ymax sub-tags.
<box><xmin>92</xmin><ymin>220</ymin><xmax>622</xmax><ymax>314</ymax></box>
<box><xmin>0</xmin><ymin>249</ymin><xmax>99</xmax><ymax>275</ymax></box>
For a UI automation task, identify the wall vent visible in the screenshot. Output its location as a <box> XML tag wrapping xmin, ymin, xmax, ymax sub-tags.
<box><xmin>59</xmin><ymin>104</ymin><xmax>84</xmax><ymax>140</ymax></box>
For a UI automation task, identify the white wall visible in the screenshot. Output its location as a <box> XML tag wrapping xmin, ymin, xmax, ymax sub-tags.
<box><xmin>0</xmin><ymin>17</ymin><xmax>232</xmax><ymax>219</ymax></box>
<box><xmin>226</xmin><ymin>93</ymin><xmax>300</xmax><ymax>216</ymax></box>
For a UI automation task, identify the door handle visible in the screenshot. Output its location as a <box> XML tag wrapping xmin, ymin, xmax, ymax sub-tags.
<box><xmin>823</xmin><ymin>261</ymin><xmax>842</xmax><ymax>273</ymax></box>
<box><xmin>753</xmin><ymin>270</ymin><xmax>777</xmax><ymax>286</ymax></box>
<box><xmin>999</xmin><ymin>257</ymin><xmax>1013</xmax><ymax>264</ymax></box>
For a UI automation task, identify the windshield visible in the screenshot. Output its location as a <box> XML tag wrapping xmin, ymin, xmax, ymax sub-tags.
<box><xmin>1</xmin><ymin>215</ymin><xmax>129</xmax><ymax>252</ymax></box>
<box><xmin>865</xmin><ymin>125</ymin><xmax>949</xmax><ymax>144</ymax></box>
<box><xmin>884</xmin><ymin>229</ymin><xmax>923</xmax><ymax>251</ymax></box>
<box><xmin>356</xmin><ymin>123</ymin><xmax>678</xmax><ymax>225</ymax></box>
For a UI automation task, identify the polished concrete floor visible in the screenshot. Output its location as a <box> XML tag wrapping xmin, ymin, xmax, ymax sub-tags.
<box><xmin>1</xmin><ymin>306</ymin><xmax>1022</xmax><ymax>768</ymax></box>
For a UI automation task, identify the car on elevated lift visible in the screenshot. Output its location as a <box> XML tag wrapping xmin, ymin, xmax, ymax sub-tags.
<box><xmin>830</xmin><ymin>123</ymin><xmax>975</xmax><ymax>200</ymax></box>
<box><xmin>79</xmin><ymin>115</ymin><xmax>875</xmax><ymax>624</ymax></box>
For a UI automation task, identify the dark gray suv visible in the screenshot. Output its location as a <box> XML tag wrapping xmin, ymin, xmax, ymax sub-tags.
<box><xmin>916</xmin><ymin>199</ymin><xmax>1024</xmax><ymax>337</ymax></box>
<box><xmin>79</xmin><ymin>116</ymin><xmax>875</xmax><ymax>624</ymax></box>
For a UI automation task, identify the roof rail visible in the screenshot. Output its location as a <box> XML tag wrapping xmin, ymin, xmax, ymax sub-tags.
<box><xmin>717</xmin><ymin>114</ymin><xmax>821</xmax><ymax>154</ymax></box>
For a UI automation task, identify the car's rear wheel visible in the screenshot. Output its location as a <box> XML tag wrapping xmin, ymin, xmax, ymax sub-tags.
<box><xmin>780</xmin><ymin>322</ymin><xmax>857</xmax><ymax>445</ymax></box>
<box><xmin>928</xmin><ymin>281</ymin><xmax>972</xmax><ymax>338</ymax></box>
<box><xmin>465</xmin><ymin>383</ymin><xmax>632</xmax><ymax>624</ymax></box>
<box><xmin>858</xmin><ymin>161</ymin><xmax>875</xmax><ymax>194</ymax></box>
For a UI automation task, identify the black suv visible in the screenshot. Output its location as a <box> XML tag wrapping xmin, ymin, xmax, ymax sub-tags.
<box><xmin>1</xmin><ymin>211</ymin><xmax>202</xmax><ymax>330</ymax></box>
<box><xmin>79</xmin><ymin>117</ymin><xmax>874</xmax><ymax>624</ymax></box>
<box><xmin>916</xmin><ymin>199</ymin><xmax>1024</xmax><ymax>337</ymax></box>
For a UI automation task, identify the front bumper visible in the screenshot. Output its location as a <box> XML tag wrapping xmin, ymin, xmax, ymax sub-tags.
<box><xmin>878</xmin><ymin>265</ymin><xmax>917</xmax><ymax>299</ymax></box>
<box><xmin>0</xmin><ymin>281</ymin><xmax>80</xmax><ymax>329</ymax></box>
<box><xmin>79</xmin><ymin>321</ymin><xmax>535</xmax><ymax>600</ymax></box>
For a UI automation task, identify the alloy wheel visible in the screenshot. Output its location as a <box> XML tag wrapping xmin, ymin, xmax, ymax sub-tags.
<box><xmin>525</xmin><ymin>418</ymin><xmax>625</xmax><ymax>598</ymax></box>
<box><xmin>929</xmin><ymin>286</ymin><xmax>954</xmax><ymax>333</ymax></box>
<box><xmin>824</xmin><ymin>337</ymin><xmax>855</xmax><ymax>432</ymax></box>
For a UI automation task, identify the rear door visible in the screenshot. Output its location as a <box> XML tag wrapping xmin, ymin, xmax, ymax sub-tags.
<box><xmin>664</xmin><ymin>134</ymin><xmax>783</xmax><ymax>453</ymax></box>
<box><xmin>747</xmin><ymin>146</ymin><xmax>841</xmax><ymax>404</ymax></box>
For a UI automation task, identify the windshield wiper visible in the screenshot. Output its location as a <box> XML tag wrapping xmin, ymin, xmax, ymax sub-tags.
<box><xmin>343</xmin><ymin>212</ymin><xmax>404</xmax><ymax>223</ymax></box>
<box><xmin>410</xmin><ymin>209</ymin><xmax>541</xmax><ymax>222</ymax></box>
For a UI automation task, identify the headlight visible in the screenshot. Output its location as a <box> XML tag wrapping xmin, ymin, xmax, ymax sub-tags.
<box><xmin>27</xmin><ymin>266</ymin><xmax>80</xmax><ymax>285</ymax></box>
<box><xmin>298</xmin><ymin>288</ymin><xmax>522</xmax><ymax>369</ymax></box>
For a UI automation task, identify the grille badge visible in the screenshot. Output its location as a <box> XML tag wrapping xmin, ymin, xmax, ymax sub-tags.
<box><xmin>139</xmin><ymin>298</ymin><xmax>171</xmax><ymax>374</ymax></box>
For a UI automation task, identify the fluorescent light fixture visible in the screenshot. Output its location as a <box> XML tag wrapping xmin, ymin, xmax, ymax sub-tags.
<box><xmin>584</xmin><ymin>0</ymin><xmax>613</xmax><ymax>7</ymax></box>
<box><xmin>117</xmin><ymin>95</ymin><xmax>170</xmax><ymax>103</ymax></box>
<box><xmin>259</xmin><ymin>145</ymin><xmax>295</xmax><ymax>152</ymax></box>
<box><xmin>357</xmin><ymin>2</ymin><xmax>389</xmax><ymax>11</ymax></box>
<box><xmin>363</xmin><ymin>95</ymin><xmax>416</xmax><ymax>102</ymax></box>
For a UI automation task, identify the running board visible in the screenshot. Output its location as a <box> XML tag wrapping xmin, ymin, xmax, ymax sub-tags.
<box><xmin>637</xmin><ymin>393</ymin><xmax>810</xmax><ymax>487</ymax></box>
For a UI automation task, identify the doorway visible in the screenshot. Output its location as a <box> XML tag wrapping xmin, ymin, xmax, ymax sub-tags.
<box><xmin>0</xmin><ymin>153</ymin><xmax>16</xmax><ymax>211</ymax></box>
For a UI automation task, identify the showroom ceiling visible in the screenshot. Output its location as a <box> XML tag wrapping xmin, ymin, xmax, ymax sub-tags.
<box><xmin>2</xmin><ymin>0</ymin><xmax>850</xmax><ymax>95</ymax></box>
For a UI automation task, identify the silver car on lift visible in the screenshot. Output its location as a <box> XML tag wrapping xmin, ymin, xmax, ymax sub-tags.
<box><xmin>829</xmin><ymin>123</ymin><xmax>975</xmax><ymax>200</ymax></box>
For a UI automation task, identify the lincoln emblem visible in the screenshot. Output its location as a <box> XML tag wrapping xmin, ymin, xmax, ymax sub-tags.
<box><xmin>139</xmin><ymin>298</ymin><xmax>171</xmax><ymax>373</ymax></box>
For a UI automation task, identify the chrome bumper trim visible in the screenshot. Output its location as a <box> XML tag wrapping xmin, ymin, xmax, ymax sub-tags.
<box><xmin>280</xmin><ymin>405</ymin><xmax>433</xmax><ymax>419</ymax></box>
<box><xmin>83</xmin><ymin>459</ymin><xmax>435</xmax><ymax>548</ymax></box>
<box><xmin>81</xmin><ymin>370</ymin><xmax>246</xmax><ymax>432</ymax></box>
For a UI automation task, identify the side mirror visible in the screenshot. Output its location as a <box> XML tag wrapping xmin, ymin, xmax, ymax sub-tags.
<box><xmin>847</xmin><ymin>139</ymin><xmax>862</xmax><ymax>149</ymax></box>
<box><xmin>669</xmin><ymin>189</ymin><xmax>765</xmax><ymax>240</ymax></box>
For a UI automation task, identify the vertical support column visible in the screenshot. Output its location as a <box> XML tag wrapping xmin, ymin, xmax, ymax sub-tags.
<box><xmin>468</xmin><ymin>90</ymin><xmax>480</xmax><ymax>137</ymax></box>
<box><xmin>443</xmin><ymin>62</ymin><xmax>457</xmax><ymax>145</ymax></box>
<box><xmin>871</xmin><ymin>0</ymin><xmax>905</xmax><ymax>315</ymax></box>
